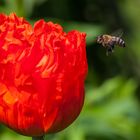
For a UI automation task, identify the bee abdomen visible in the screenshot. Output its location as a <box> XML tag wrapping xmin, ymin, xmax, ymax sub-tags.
<box><xmin>114</xmin><ymin>37</ymin><xmax>125</xmax><ymax>47</ymax></box>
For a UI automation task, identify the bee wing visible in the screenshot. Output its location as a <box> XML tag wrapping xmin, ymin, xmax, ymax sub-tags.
<box><xmin>111</xmin><ymin>29</ymin><xmax>123</xmax><ymax>37</ymax></box>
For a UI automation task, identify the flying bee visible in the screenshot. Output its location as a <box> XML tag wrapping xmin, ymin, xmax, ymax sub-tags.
<box><xmin>96</xmin><ymin>34</ymin><xmax>125</xmax><ymax>55</ymax></box>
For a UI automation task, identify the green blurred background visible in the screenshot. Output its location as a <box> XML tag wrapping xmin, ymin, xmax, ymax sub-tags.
<box><xmin>0</xmin><ymin>0</ymin><xmax>140</xmax><ymax>140</ymax></box>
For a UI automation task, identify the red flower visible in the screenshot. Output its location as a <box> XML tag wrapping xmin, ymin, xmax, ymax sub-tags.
<box><xmin>0</xmin><ymin>13</ymin><xmax>87</xmax><ymax>136</ymax></box>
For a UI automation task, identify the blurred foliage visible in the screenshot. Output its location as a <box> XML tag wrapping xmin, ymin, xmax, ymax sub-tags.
<box><xmin>0</xmin><ymin>0</ymin><xmax>140</xmax><ymax>140</ymax></box>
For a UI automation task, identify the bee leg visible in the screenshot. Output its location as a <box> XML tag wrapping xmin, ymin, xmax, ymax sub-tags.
<box><xmin>106</xmin><ymin>46</ymin><xmax>114</xmax><ymax>55</ymax></box>
<box><xmin>106</xmin><ymin>49</ymin><xmax>111</xmax><ymax>56</ymax></box>
<box><xmin>111</xmin><ymin>46</ymin><xmax>114</xmax><ymax>53</ymax></box>
<box><xmin>111</xmin><ymin>45</ymin><xmax>115</xmax><ymax>50</ymax></box>
<box><xmin>106</xmin><ymin>51</ymin><xmax>109</xmax><ymax>56</ymax></box>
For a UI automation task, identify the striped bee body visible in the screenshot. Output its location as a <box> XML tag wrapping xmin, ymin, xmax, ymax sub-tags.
<box><xmin>96</xmin><ymin>34</ymin><xmax>126</xmax><ymax>55</ymax></box>
<box><xmin>112</xmin><ymin>36</ymin><xmax>125</xmax><ymax>48</ymax></box>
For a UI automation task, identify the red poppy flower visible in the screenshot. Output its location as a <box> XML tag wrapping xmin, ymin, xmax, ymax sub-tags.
<box><xmin>0</xmin><ymin>13</ymin><xmax>87</xmax><ymax>136</ymax></box>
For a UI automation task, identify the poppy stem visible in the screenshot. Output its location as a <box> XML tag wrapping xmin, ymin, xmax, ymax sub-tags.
<box><xmin>32</xmin><ymin>136</ymin><xmax>45</xmax><ymax>140</ymax></box>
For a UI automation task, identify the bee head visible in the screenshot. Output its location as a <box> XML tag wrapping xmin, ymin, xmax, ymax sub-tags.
<box><xmin>96</xmin><ymin>35</ymin><xmax>103</xmax><ymax>44</ymax></box>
